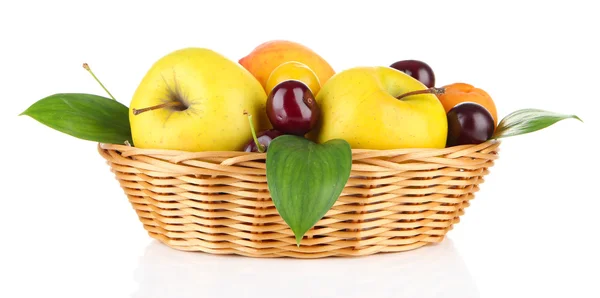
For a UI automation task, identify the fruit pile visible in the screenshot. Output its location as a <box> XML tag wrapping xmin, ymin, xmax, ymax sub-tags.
<box><xmin>21</xmin><ymin>40</ymin><xmax>581</xmax><ymax>245</ymax></box>
<box><xmin>21</xmin><ymin>40</ymin><xmax>579</xmax><ymax>153</ymax></box>
<box><xmin>246</xmin><ymin>57</ymin><xmax>498</xmax><ymax>152</ymax></box>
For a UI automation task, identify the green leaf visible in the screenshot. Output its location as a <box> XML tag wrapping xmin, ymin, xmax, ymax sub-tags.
<box><xmin>492</xmin><ymin>108</ymin><xmax>582</xmax><ymax>139</ymax></box>
<box><xmin>20</xmin><ymin>93</ymin><xmax>132</xmax><ymax>145</ymax></box>
<box><xmin>266</xmin><ymin>135</ymin><xmax>352</xmax><ymax>246</ymax></box>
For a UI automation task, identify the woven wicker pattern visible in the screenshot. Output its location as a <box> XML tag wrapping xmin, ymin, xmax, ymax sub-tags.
<box><xmin>98</xmin><ymin>140</ymin><xmax>500</xmax><ymax>258</ymax></box>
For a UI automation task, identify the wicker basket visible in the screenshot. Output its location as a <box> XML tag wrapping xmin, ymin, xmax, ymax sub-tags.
<box><xmin>98</xmin><ymin>140</ymin><xmax>500</xmax><ymax>258</ymax></box>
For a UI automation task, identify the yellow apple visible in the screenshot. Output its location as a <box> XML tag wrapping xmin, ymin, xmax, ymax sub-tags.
<box><xmin>312</xmin><ymin>66</ymin><xmax>448</xmax><ymax>149</ymax></box>
<box><xmin>129</xmin><ymin>48</ymin><xmax>269</xmax><ymax>151</ymax></box>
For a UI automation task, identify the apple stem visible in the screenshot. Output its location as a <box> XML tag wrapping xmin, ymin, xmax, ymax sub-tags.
<box><xmin>83</xmin><ymin>63</ymin><xmax>116</xmax><ymax>101</ymax></box>
<box><xmin>396</xmin><ymin>87</ymin><xmax>445</xmax><ymax>101</ymax></box>
<box><xmin>244</xmin><ymin>111</ymin><xmax>265</xmax><ymax>153</ymax></box>
<box><xmin>132</xmin><ymin>101</ymin><xmax>184</xmax><ymax>115</ymax></box>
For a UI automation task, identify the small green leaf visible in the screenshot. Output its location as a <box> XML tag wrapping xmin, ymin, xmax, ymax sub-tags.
<box><xmin>492</xmin><ymin>108</ymin><xmax>582</xmax><ymax>139</ymax></box>
<box><xmin>20</xmin><ymin>93</ymin><xmax>132</xmax><ymax>145</ymax></box>
<box><xmin>266</xmin><ymin>135</ymin><xmax>352</xmax><ymax>245</ymax></box>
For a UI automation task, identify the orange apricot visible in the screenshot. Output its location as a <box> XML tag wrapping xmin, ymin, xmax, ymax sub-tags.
<box><xmin>436</xmin><ymin>83</ymin><xmax>498</xmax><ymax>126</ymax></box>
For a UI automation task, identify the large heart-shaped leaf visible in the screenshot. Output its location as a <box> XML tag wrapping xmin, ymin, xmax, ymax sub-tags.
<box><xmin>20</xmin><ymin>93</ymin><xmax>132</xmax><ymax>145</ymax></box>
<box><xmin>266</xmin><ymin>135</ymin><xmax>352</xmax><ymax>245</ymax></box>
<box><xmin>492</xmin><ymin>108</ymin><xmax>582</xmax><ymax>139</ymax></box>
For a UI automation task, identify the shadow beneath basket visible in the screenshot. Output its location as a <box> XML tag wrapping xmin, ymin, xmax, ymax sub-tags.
<box><xmin>132</xmin><ymin>238</ymin><xmax>478</xmax><ymax>298</ymax></box>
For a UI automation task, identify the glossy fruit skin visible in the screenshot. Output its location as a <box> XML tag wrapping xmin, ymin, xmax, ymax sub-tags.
<box><xmin>243</xmin><ymin>129</ymin><xmax>283</xmax><ymax>152</ymax></box>
<box><xmin>437</xmin><ymin>82</ymin><xmax>498</xmax><ymax>126</ymax></box>
<box><xmin>239</xmin><ymin>40</ymin><xmax>336</xmax><ymax>90</ymax></box>
<box><xmin>446</xmin><ymin>102</ymin><xmax>495</xmax><ymax>147</ymax></box>
<box><xmin>389</xmin><ymin>60</ymin><xmax>435</xmax><ymax>88</ymax></box>
<box><xmin>311</xmin><ymin>66</ymin><xmax>447</xmax><ymax>149</ymax></box>
<box><xmin>266</xmin><ymin>80</ymin><xmax>319</xmax><ymax>136</ymax></box>
<box><xmin>129</xmin><ymin>48</ymin><xmax>268</xmax><ymax>152</ymax></box>
<box><xmin>266</xmin><ymin>61</ymin><xmax>321</xmax><ymax>96</ymax></box>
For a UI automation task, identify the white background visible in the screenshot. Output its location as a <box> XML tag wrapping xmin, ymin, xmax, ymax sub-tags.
<box><xmin>1</xmin><ymin>0</ymin><xmax>599</xmax><ymax>297</ymax></box>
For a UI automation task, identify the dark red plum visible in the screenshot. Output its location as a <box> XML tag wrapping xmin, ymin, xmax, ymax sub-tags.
<box><xmin>446</xmin><ymin>102</ymin><xmax>495</xmax><ymax>147</ymax></box>
<box><xmin>390</xmin><ymin>60</ymin><xmax>436</xmax><ymax>88</ymax></box>
<box><xmin>266</xmin><ymin>80</ymin><xmax>319</xmax><ymax>136</ymax></box>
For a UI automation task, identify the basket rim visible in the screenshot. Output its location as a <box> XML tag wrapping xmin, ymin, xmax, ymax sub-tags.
<box><xmin>99</xmin><ymin>139</ymin><xmax>501</xmax><ymax>156</ymax></box>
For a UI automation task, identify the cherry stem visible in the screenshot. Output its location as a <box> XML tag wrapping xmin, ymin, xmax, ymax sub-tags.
<box><xmin>132</xmin><ymin>101</ymin><xmax>184</xmax><ymax>115</ymax></box>
<box><xmin>83</xmin><ymin>63</ymin><xmax>116</xmax><ymax>101</ymax></box>
<box><xmin>396</xmin><ymin>87</ymin><xmax>445</xmax><ymax>101</ymax></box>
<box><xmin>244</xmin><ymin>111</ymin><xmax>265</xmax><ymax>153</ymax></box>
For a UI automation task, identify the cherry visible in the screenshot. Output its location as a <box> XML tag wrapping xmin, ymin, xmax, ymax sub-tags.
<box><xmin>266</xmin><ymin>80</ymin><xmax>319</xmax><ymax>136</ymax></box>
<box><xmin>446</xmin><ymin>102</ymin><xmax>495</xmax><ymax>147</ymax></box>
<box><xmin>243</xmin><ymin>129</ymin><xmax>283</xmax><ymax>152</ymax></box>
<box><xmin>389</xmin><ymin>60</ymin><xmax>436</xmax><ymax>88</ymax></box>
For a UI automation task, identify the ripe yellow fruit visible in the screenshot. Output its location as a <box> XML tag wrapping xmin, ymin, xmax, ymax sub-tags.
<box><xmin>313</xmin><ymin>66</ymin><xmax>448</xmax><ymax>149</ymax></box>
<box><xmin>129</xmin><ymin>48</ymin><xmax>269</xmax><ymax>152</ymax></box>
<box><xmin>265</xmin><ymin>61</ymin><xmax>321</xmax><ymax>95</ymax></box>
